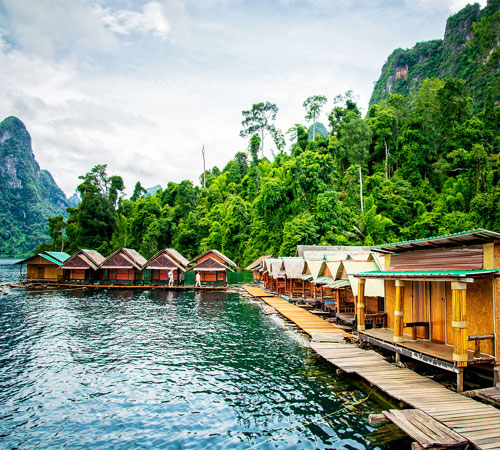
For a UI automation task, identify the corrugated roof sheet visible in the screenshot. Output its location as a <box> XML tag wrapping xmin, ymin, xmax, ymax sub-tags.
<box><xmin>296</xmin><ymin>245</ymin><xmax>369</xmax><ymax>257</ymax></box>
<box><xmin>44</xmin><ymin>251</ymin><xmax>71</xmax><ymax>263</ymax></box>
<box><xmin>373</xmin><ymin>229</ymin><xmax>500</xmax><ymax>254</ymax></box>
<box><xmin>325</xmin><ymin>279</ymin><xmax>350</xmax><ymax>289</ymax></box>
<box><xmin>311</xmin><ymin>276</ymin><xmax>334</xmax><ymax>284</ymax></box>
<box><xmin>353</xmin><ymin>269</ymin><xmax>498</xmax><ymax>278</ymax></box>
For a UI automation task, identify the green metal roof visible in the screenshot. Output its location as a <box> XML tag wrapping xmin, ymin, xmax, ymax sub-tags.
<box><xmin>44</xmin><ymin>251</ymin><xmax>71</xmax><ymax>263</ymax></box>
<box><xmin>15</xmin><ymin>253</ymin><xmax>67</xmax><ymax>266</ymax></box>
<box><xmin>353</xmin><ymin>269</ymin><xmax>498</xmax><ymax>278</ymax></box>
<box><xmin>325</xmin><ymin>279</ymin><xmax>350</xmax><ymax>289</ymax></box>
<box><xmin>297</xmin><ymin>274</ymin><xmax>313</xmax><ymax>280</ymax></box>
<box><xmin>372</xmin><ymin>229</ymin><xmax>500</xmax><ymax>253</ymax></box>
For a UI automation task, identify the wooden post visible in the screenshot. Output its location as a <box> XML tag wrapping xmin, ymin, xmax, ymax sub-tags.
<box><xmin>393</xmin><ymin>280</ymin><xmax>405</xmax><ymax>343</ymax></box>
<box><xmin>302</xmin><ymin>280</ymin><xmax>305</xmax><ymax>298</ymax></box>
<box><xmin>457</xmin><ymin>368</ymin><xmax>464</xmax><ymax>394</ymax></box>
<box><xmin>357</xmin><ymin>278</ymin><xmax>366</xmax><ymax>332</ymax></box>
<box><xmin>452</xmin><ymin>282</ymin><xmax>468</xmax><ymax>374</ymax></box>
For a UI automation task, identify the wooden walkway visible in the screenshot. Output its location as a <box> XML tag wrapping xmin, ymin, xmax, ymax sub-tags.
<box><xmin>24</xmin><ymin>283</ymin><xmax>227</xmax><ymax>290</ymax></box>
<box><xmin>311</xmin><ymin>341</ymin><xmax>500</xmax><ymax>450</ymax></box>
<box><xmin>242</xmin><ymin>285</ymin><xmax>351</xmax><ymax>339</ymax></box>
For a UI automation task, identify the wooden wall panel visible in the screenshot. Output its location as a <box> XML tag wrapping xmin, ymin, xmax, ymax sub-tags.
<box><xmin>466</xmin><ymin>277</ymin><xmax>494</xmax><ymax>355</ymax></box>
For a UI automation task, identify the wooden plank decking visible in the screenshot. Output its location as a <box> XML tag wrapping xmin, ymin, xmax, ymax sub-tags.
<box><xmin>311</xmin><ymin>341</ymin><xmax>500</xmax><ymax>450</ymax></box>
<box><xmin>242</xmin><ymin>285</ymin><xmax>351</xmax><ymax>339</ymax></box>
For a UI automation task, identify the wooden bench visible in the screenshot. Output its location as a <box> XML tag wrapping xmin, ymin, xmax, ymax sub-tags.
<box><xmin>405</xmin><ymin>321</ymin><xmax>430</xmax><ymax>340</ymax></box>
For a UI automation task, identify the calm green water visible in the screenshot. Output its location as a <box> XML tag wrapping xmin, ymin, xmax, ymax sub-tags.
<box><xmin>0</xmin><ymin>260</ymin><xmax>408</xmax><ymax>449</ymax></box>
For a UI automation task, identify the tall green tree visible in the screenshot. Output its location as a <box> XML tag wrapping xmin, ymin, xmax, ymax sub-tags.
<box><xmin>340</xmin><ymin>112</ymin><xmax>373</xmax><ymax>213</ymax></box>
<box><xmin>240</xmin><ymin>101</ymin><xmax>279</xmax><ymax>157</ymax></box>
<box><xmin>303</xmin><ymin>95</ymin><xmax>327</xmax><ymax>139</ymax></box>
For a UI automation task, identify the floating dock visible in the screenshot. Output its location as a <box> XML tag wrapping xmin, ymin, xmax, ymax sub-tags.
<box><xmin>243</xmin><ymin>284</ymin><xmax>500</xmax><ymax>450</ymax></box>
<box><xmin>242</xmin><ymin>285</ymin><xmax>350</xmax><ymax>339</ymax></box>
<box><xmin>23</xmin><ymin>283</ymin><xmax>227</xmax><ymax>290</ymax></box>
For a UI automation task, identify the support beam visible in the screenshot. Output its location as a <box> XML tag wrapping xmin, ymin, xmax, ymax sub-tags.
<box><xmin>394</xmin><ymin>280</ymin><xmax>405</xmax><ymax>343</ymax></box>
<box><xmin>357</xmin><ymin>278</ymin><xmax>366</xmax><ymax>332</ymax></box>
<box><xmin>452</xmin><ymin>281</ymin><xmax>468</xmax><ymax>369</ymax></box>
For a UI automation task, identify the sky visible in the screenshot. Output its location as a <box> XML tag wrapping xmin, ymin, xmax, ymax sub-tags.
<box><xmin>0</xmin><ymin>0</ymin><xmax>488</xmax><ymax>196</ymax></box>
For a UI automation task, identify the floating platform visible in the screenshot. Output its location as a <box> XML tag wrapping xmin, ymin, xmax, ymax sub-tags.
<box><xmin>242</xmin><ymin>285</ymin><xmax>350</xmax><ymax>340</ymax></box>
<box><xmin>311</xmin><ymin>341</ymin><xmax>500</xmax><ymax>450</ymax></box>
<box><xmin>23</xmin><ymin>283</ymin><xmax>227</xmax><ymax>291</ymax></box>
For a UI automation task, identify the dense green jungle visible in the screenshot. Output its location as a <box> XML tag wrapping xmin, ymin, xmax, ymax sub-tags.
<box><xmin>19</xmin><ymin>1</ymin><xmax>500</xmax><ymax>265</ymax></box>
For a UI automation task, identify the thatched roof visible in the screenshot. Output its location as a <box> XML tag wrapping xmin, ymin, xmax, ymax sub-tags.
<box><xmin>245</xmin><ymin>255</ymin><xmax>273</xmax><ymax>271</ymax></box>
<box><xmin>270</xmin><ymin>260</ymin><xmax>285</xmax><ymax>279</ymax></box>
<box><xmin>100</xmin><ymin>248</ymin><xmax>147</xmax><ymax>270</ymax></box>
<box><xmin>189</xmin><ymin>249</ymin><xmax>238</xmax><ymax>269</ymax></box>
<box><xmin>305</xmin><ymin>260</ymin><xmax>325</xmax><ymax>280</ymax></box>
<box><xmin>60</xmin><ymin>249</ymin><xmax>105</xmax><ymax>270</ymax></box>
<box><xmin>165</xmin><ymin>249</ymin><xmax>189</xmax><ymax>267</ymax></box>
<box><xmin>281</xmin><ymin>258</ymin><xmax>305</xmax><ymax>278</ymax></box>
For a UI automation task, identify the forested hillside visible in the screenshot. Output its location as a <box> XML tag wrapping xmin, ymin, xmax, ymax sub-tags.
<box><xmin>0</xmin><ymin>117</ymin><xmax>68</xmax><ymax>257</ymax></box>
<box><xmin>33</xmin><ymin>0</ymin><xmax>500</xmax><ymax>267</ymax></box>
<box><xmin>36</xmin><ymin>75</ymin><xmax>500</xmax><ymax>267</ymax></box>
<box><xmin>370</xmin><ymin>0</ymin><xmax>500</xmax><ymax>110</ymax></box>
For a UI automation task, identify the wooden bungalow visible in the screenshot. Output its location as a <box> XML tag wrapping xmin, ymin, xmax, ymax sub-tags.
<box><xmin>353</xmin><ymin>229</ymin><xmax>500</xmax><ymax>392</ymax></box>
<box><xmin>262</xmin><ymin>258</ymin><xmax>280</xmax><ymax>290</ymax></box>
<box><xmin>270</xmin><ymin>259</ymin><xmax>286</xmax><ymax>295</ymax></box>
<box><xmin>60</xmin><ymin>249</ymin><xmax>105</xmax><ymax>283</ymax></box>
<box><xmin>245</xmin><ymin>255</ymin><xmax>273</xmax><ymax>282</ymax></box>
<box><xmin>281</xmin><ymin>258</ymin><xmax>306</xmax><ymax>298</ymax></box>
<box><xmin>143</xmin><ymin>248</ymin><xmax>189</xmax><ymax>285</ymax></box>
<box><xmin>100</xmin><ymin>248</ymin><xmax>147</xmax><ymax>284</ymax></box>
<box><xmin>16</xmin><ymin>251</ymin><xmax>70</xmax><ymax>281</ymax></box>
<box><xmin>189</xmin><ymin>250</ymin><xmax>238</xmax><ymax>286</ymax></box>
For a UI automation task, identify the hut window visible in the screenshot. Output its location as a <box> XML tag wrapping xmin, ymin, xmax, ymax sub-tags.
<box><xmin>378</xmin><ymin>296</ymin><xmax>385</xmax><ymax>312</ymax></box>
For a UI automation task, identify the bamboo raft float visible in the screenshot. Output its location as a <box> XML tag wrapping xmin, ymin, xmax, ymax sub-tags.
<box><xmin>243</xmin><ymin>284</ymin><xmax>500</xmax><ymax>450</ymax></box>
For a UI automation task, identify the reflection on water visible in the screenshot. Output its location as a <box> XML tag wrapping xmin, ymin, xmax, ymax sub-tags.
<box><xmin>0</xmin><ymin>260</ymin><xmax>408</xmax><ymax>449</ymax></box>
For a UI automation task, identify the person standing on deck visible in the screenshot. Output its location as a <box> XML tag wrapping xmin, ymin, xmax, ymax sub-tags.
<box><xmin>195</xmin><ymin>272</ymin><xmax>201</xmax><ymax>287</ymax></box>
<box><xmin>168</xmin><ymin>270</ymin><xmax>174</xmax><ymax>287</ymax></box>
<box><xmin>179</xmin><ymin>271</ymin><xmax>184</xmax><ymax>286</ymax></box>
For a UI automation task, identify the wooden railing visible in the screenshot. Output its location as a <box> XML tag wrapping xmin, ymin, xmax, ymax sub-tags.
<box><xmin>366</xmin><ymin>312</ymin><xmax>387</xmax><ymax>328</ymax></box>
<box><xmin>468</xmin><ymin>334</ymin><xmax>495</xmax><ymax>358</ymax></box>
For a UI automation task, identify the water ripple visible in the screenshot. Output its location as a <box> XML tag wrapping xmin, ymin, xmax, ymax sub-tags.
<box><xmin>0</xmin><ymin>262</ymin><xmax>408</xmax><ymax>449</ymax></box>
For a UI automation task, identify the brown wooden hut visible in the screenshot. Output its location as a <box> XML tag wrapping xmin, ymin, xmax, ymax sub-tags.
<box><xmin>100</xmin><ymin>248</ymin><xmax>147</xmax><ymax>284</ymax></box>
<box><xmin>16</xmin><ymin>251</ymin><xmax>71</xmax><ymax>282</ymax></box>
<box><xmin>261</xmin><ymin>258</ymin><xmax>280</xmax><ymax>290</ymax></box>
<box><xmin>281</xmin><ymin>258</ymin><xmax>306</xmax><ymax>298</ymax></box>
<box><xmin>245</xmin><ymin>255</ymin><xmax>273</xmax><ymax>282</ymax></box>
<box><xmin>270</xmin><ymin>259</ymin><xmax>286</xmax><ymax>295</ymax></box>
<box><xmin>189</xmin><ymin>250</ymin><xmax>238</xmax><ymax>286</ymax></box>
<box><xmin>353</xmin><ymin>229</ymin><xmax>500</xmax><ymax>392</ymax></box>
<box><xmin>143</xmin><ymin>248</ymin><xmax>189</xmax><ymax>285</ymax></box>
<box><xmin>60</xmin><ymin>249</ymin><xmax>105</xmax><ymax>283</ymax></box>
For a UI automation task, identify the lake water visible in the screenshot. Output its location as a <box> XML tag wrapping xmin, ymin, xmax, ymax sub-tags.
<box><xmin>0</xmin><ymin>259</ymin><xmax>408</xmax><ymax>449</ymax></box>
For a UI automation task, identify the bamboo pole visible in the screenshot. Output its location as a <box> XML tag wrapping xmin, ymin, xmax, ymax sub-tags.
<box><xmin>357</xmin><ymin>278</ymin><xmax>366</xmax><ymax>332</ymax></box>
<box><xmin>393</xmin><ymin>280</ymin><xmax>405</xmax><ymax>343</ymax></box>
<box><xmin>452</xmin><ymin>282</ymin><xmax>468</xmax><ymax>369</ymax></box>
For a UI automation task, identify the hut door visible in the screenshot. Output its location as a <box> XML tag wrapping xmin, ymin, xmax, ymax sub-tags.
<box><xmin>412</xmin><ymin>281</ymin><xmax>427</xmax><ymax>339</ymax></box>
<box><xmin>430</xmin><ymin>282</ymin><xmax>446</xmax><ymax>343</ymax></box>
<box><xmin>37</xmin><ymin>266</ymin><xmax>45</xmax><ymax>279</ymax></box>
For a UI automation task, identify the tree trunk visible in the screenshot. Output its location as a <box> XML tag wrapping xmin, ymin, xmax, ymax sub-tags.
<box><xmin>312</xmin><ymin>120</ymin><xmax>316</xmax><ymax>140</ymax></box>
<box><xmin>359</xmin><ymin>162</ymin><xmax>364</xmax><ymax>213</ymax></box>
<box><xmin>261</xmin><ymin>129</ymin><xmax>265</xmax><ymax>158</ymax></box>
<box><xmin>384</xmin><ymin>139</ymin><xmax>389</xmax><ymax>180</ymax></box>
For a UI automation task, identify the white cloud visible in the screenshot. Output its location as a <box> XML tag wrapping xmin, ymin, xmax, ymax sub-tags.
<box><xmin>0</xmin><ymin>0</ymin><xmax>482</xmax><ymax>197</ymax></box>
<box><xmin>100</xmin><ymin>1</ymin><xmax>171</xmax><ymax>41</ymax></box>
